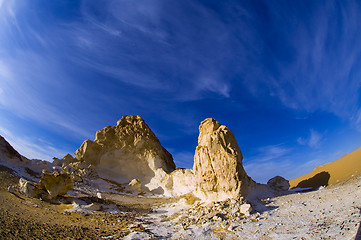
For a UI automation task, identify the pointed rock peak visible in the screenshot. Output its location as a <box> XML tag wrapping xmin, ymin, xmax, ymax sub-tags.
<box><xmin>115</xmin><ymin>115</ymin><xmax>149</xmax><ymax>134</ymax></box>
<box><xmin>193</xmin><ymin>118</ymin><xmax>254</xmax><ymax>201</ymax></box>
<box><xmin>117</xmin><ymin>115</ymin><xmax>144</xmax><ymax>126</ymax></box>
<box><xmin>199</xmin><ymin>118</ymin><xmax>221</xmax><ymax>133</ymax></box>
<box><xmin>198</xmin><ymin>118</ymin><xmax>222</xmax><ymax>146</ymax></box>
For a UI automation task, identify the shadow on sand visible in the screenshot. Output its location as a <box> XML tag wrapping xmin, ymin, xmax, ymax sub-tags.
<box><xmin>249</xmin><ymin>171</ymin><xmax>331</xmax><ymax>214</ymax></box>
<box><xmin>294</xmin><ymin>171</ymin><xmax>331</xmax><ymax>190</ymax></box>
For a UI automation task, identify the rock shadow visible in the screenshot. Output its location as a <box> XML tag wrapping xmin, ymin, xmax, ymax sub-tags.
<box><xmin>247</xmin><ymin>172</ymin><xmax>329</xmax><ymax>214</ymax></box>
<box><xmin>294</xmin><ymin>171</ymin><xmax>331</xmax><ymax>190</ymax></box>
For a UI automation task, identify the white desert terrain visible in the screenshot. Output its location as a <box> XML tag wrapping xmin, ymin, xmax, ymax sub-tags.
<box><xmin>0</xmin><ymin>116</ymin><xmax>360</xmax><ymax>239</ymax></box>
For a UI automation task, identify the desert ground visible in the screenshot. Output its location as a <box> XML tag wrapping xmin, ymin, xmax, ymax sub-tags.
<box><xmin>1</xmin><ymin>162</ymin><xmax>361</xmax><ymax>239</ymax></box>
<box><xmin>0</xmin><ymin>164</ymin><xmax>169</xmax><ymax>239</ymax></box>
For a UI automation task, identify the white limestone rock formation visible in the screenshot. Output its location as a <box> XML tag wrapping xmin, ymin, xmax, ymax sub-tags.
<box><xmin>68</xmin><ymin>115</ymin><xmax>176</xmax><ymax>193</ymax></box>
<box><xmin>56</xmin><ymin>116</ymin><xmax>256</xmax><ymax>200</ymax></box>
<box><xmin>193</xmin><ymin>118</ymin><xmax>255</xmax><ymax>201</ymax></box>
<box><xmin>164</xmin><ymin>168</ymin><xmax>195</xmax><ymax>197</ymax></box>
<box><xmin>267</xmin><ymin>176</ymin><xmax>290</xmax><ymax>191</ymax></box>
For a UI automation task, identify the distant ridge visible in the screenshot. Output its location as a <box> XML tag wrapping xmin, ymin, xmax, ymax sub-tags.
<box><xmin>290</xmin><ymin>146</ymin><xmax>361</xmax><ymax>189</ymax></box>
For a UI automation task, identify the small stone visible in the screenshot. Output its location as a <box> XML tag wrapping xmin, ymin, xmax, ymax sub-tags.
<box><xmin>240</xmin><ymin>203</ymin><xmax>252</xmax><ymax>217</ymax></box>
<box><xmin>7</xmin><ymin>185</ymin><xmax>14</xmax><ymax>193</ymax></box>
<box><xmin>96</xmin><ymin>192</ymin><xmax>103</xmax><ymax>199</ymax></box>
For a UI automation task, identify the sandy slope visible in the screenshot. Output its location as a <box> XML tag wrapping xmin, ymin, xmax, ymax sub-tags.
<box><xmin>290</xmin><ymin>146</ymin><xmax>361</xmax><ymax>189</ymax></box>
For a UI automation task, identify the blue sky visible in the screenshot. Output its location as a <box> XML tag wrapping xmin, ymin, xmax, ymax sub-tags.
<box><xmin>1</xmin><ymin>0</ymin><xmax>361</xmax><ymax>183</ymax></box>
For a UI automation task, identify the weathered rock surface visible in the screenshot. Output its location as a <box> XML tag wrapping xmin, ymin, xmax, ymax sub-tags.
<box><xmin>165</xmin><ymin>168</ymin><xmax>195</xmax><ymax>197</ymax></box>
<box><xmin>193</xmin><ymin>118</ymin><xmax>255</xmax><ymax>201</ymax></box>
<box><xmin>267</xmin><ymin>176</ymin><xmax>290</xmax><ymax>191</ymax></box>
<box><xmin>19</xmin><ymin>178</ymin><xmax>46</xmax><ymax>198</ymax></box>
<box><xmin>39</xmin><ymin>170</ymin><xmax>73</xmax><ymax>199</ymax></box>
<box><xmin>63</xmin><ymin>116</ymin><xmax>176</xmax><ymax>193</ymax></box>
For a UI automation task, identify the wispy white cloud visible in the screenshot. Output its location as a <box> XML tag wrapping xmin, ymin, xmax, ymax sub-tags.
<box><xmin>0</xmin><ymin>60</ymin><xmax>13</xmax><ymax>80</ymax></box>
<box><xmin>243</xmin><ymin>1</ymin><xmax>361</xmax><ymax>126</ymax></box>
<box><xmin>246</xmin><ymin>144</ymin><xmax>291</xmax><ymax>163</ymax></box>
<box><xmin>0</xmin><ymin>52</ymin><xmax>92</xmax><ymax>139</ymax></box>
<box><xmin>292</xmin><ymin>148</ymin><xmax>348</xmax><ymax>179</ymax></box>
<box><xmin>0</xmin><ymin>127</ymin><xmax>67</xmax><ymax>161</ymax></box>
<box><xmin>243</xmin><ymin>144</ymin><xmax>292</xmax><ymax>183</ymax></box>
<box><xmin>297</xmin><ymin>129</ymin><xmax>323</xmax><ymax>148</ymax></box>
<box><xmin>71</xmin><ymin>0</ymin><xmax>235</xmax><ymax>101</ymax></box>
<box><xmin>244</xmin><ymin>159</ymin><xmax>293</xmax><ymax>184</ymax></box>
<box><xmin>171</xmin><ymin>151</ymin><xmax>194</xmax><ymax>169</ymax></box>
<box><xmin>351</xmin><ymin>109</ymin><xmax>361</xmax><ymax>132</ymax></box>
<box><xmin>0</xmin><ymin>0</ymin><xmax>15</xmax><ymax>18</ymax></box>
<box><xmin>1</xmin><ymin>0</ymin><xmax>361</xmax><ymax>184</ymax></box>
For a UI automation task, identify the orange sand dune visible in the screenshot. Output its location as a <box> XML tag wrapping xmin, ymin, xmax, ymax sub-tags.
<box><xmin>290</xmin><ymin>146</ymin><xmax>361</xmax><ymax>189</ymax></box>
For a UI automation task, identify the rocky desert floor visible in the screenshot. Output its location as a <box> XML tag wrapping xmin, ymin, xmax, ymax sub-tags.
<box><xmin>1</xmin><ymin>163</ymin><xmax>361</xmax><ymax>239</ymax></box>
<box><xmin>0</xmin><ymin>164</ymin><xmax>169</xmax><ymax>239</ymax></box>
<box><xmin>126</xmin><ymin>175</ymin><xmax>361</xmax><ymax>239</ymax></box>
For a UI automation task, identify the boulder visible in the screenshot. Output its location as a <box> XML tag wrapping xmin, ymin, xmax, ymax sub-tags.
<box><xmin>239</xmin><ymin>203</ymin><xmax>252</xmax><ymax>217</ymax></box>
<box><xmin>68</xmin><ymin>115</ymin><xmax>176</xmax><ymax>192</ymax></box>
<box><xmin>267</xmin><ymin>176</ymin><xmax>290</xmax><ymax>191</ymax></box>
<box><xmin>39</xmin><ymin>170</ymin><xmax>73</xmax><ymax>199</ymax></box>
<box><xmin>193</xmin><ymin>118</ymin><xmax>255</xmax><ymax>201</ymax></box>
<box><xmin>19</xmin><ymin>178</ymin><xmax>46</xmax><ymax>198</ymax></box>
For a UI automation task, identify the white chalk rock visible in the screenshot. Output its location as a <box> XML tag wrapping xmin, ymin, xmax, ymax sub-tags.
<box><xmin>239</xmin><ymin>203</ymin><xmax>252</xmax><ymax>217</ymax></box>
<box><xmin>193</xmin><ymin>118</ymin><xmax>255</xmax><ymax>201</ymax></box>
<box><xmin>64</xmin><ymin>116</ymin><xmax>176</xmax><ymax>193</ymax></box>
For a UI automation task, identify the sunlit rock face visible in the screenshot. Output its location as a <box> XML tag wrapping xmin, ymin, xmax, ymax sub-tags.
<box><xmin>39</xmin><ymin>170</ymin><xmax>73</xmax><ymax>199</ymax></box>
<box><xmin>58</xmin><ymin>116</ymin><xmax>256</xmax><ymax>201</ymax></box>
<box><xmin>193</xmin><ymin>118</ymin><xmax>255</xmax><ymax>201</ymax></box>
<box><xmin>72</xmin><ymin>115</ymin><xmax>176</xmax><ymax>192</ymax></box>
